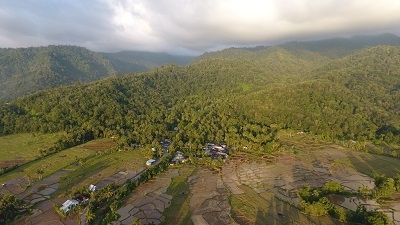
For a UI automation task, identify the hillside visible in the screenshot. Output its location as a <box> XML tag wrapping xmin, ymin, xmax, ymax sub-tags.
<box><xmin>201</xmin><ymin>33</ymin><xmax>400</xmax><ymax>62</ymax></box>
<box><xmin>0</xmin><ymin>46</ymin><xmax>193</xmax><ymax>99</ymax></box>
<box><xmin>0</xmin><ymin>45</ymin><xmax>399</xmax><ymax>151</ymax></box>
<box><xmin>104</xmin><ymin>51</ymin><xmax>193</xmax><ymax>73</ymax></box>
<box><xmin>281</xmin><ymin>33</ymin><xmax>400</xmax><ymax>57</ymax></box>
<box><xmin>1</xmin><ymin>34</ymin><xmax>399</xmax><ymax>100</ymax></box>
<box><xmin>0</xmin><ymin>46</ymin><xmax>116</xmax><ymax>99</ymax></box>
<box><xmin>235</xmin><ymin>46</ymin><xmax>400</xmax><ymax>142</ymax></box>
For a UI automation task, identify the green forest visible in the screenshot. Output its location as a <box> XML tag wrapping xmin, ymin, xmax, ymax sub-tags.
<box><xmin>0</xmin><ymin>46</ymin><xmax>193</xmax><ymax>99</ymax></box>
<box><xmin>0</xmin><ymin>43</ymin><xmax>399</xmax><ymax>156</ymax></box>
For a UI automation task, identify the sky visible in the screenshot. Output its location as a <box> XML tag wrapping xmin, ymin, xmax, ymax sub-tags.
<box><xmin>0</xmin><ymin>0</ymin><xmax>400</xmax><ymax>55</ymax></box>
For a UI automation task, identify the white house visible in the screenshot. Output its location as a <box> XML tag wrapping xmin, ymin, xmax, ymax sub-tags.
<box><xmin>89</xmin><ymin>184</ymin><xmax>97</xmax><ymax>192</ymax></box>
<box><xmin>171</xmin><ymin>151</ymin><xmax>187</xmax><ymax>164</ymax></box>
<box><xmin>60</xmin><ymin>199</ymin><xmax>79</xmax><ymax>213</ymax></box>
<box><xmin>146</xmin><ymin>159</ymin><xmax>156</xmax><ymax>166</ymax></box>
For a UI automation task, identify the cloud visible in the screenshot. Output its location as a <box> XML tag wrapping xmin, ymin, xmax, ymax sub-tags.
<box><xmin>0</xmin><ymin>0</ymin><xmax>399</xmax><ymax>54</ymax></box>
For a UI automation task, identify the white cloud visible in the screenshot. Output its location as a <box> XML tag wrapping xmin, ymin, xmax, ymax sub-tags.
<box><xmin>0</xmin><ymin>0</ymin><xmax>399</xmax><ymax>53</ymax></box>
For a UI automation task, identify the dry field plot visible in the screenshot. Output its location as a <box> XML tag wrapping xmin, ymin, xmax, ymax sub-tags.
<box><xmin>112</xmin><ymin>138</ymin><xmax>400</xmax><ymax>225</ymax></box>
<box><xmin>222</xmin><ymin>140</ymin><xmax>400</xmax><ymax>225</ymax></box>
<box><xmin>8</xmin><ymin>139</ymin><xmax>151</xmax><ymax>225</ymax></box>
<box><xmin>113</xmin><ymin>169</ymin><xmax>179</xmax><ymax>225</ymax></box>
<box><xmin>189</xmin><ymin>169</ymin><xmax>237</xmax><ymax>225</ymax></box>
<box><xmin>3</xmin><ymin>131</ymin><xmax>400</xmax><ymax>225</ymax></box>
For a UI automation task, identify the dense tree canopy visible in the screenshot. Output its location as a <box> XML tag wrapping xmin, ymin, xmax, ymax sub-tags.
<box><xmin>0</xmin><ymin>46</ymin><xmax>193</xmax><ymax>99</ymax></box>
<box><xmin>0</xmin><ymin>45</ymin><xmax>399</xmax><ymax>153</ymax></box>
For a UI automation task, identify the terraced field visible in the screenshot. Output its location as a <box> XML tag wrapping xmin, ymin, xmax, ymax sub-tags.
<box><xmin>0</xmin><ymin>137</ymin><xmax>151</xmax><ymax>225</ymax></box>
<box><xmin>0</xmin><ymin>139</ymin><xmax>112</xmax><ymax>186</ymax></box>
<box><xmin>2</xmin><ymin>131</ymin><xmax>400</xmax><ymax>225</ymax></box>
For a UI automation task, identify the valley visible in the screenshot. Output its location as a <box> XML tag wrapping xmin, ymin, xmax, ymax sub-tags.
<box><xmin>1</xmin><ymin>130</ymin><xmax>400</xmax><ymax>225</ymax></box>
<box><xmin>0</xmin><ymin>35</ymin><xmax>399</xmax><ymax>225</ymax></box>
<box><xmin>2</xmin><ymin>0</ymin><xmax>400</xmax><ymax>223</ymax></box>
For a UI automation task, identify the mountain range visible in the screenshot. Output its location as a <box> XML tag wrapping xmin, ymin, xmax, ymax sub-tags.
<box><xmin>0</xmin><ymin>46</ymin><xmax>193</xmax><ymax>99</ymax></box>
<box><xmin>1</xmin><ymin>33</ymin><xmax>400</xmax><ymax>100</ymax></box>
<box><xmin>0</xmin><ymin>34</ymin><xmax>399</xmax><ymax>149</ymax></box>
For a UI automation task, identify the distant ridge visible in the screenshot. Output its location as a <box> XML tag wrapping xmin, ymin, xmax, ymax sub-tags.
<box><xmin>104</xmin><ymin>51</ymin><xmax>193</xmax><ymax>73</ymax></box>
<box><xmin>200</xmin><ymin>33</ymin><xmax>400</xmax><ymax>58</ymax></box>
<box><xmin>1</xmin><ymin>33</ymin><xmax>399</xmax><ymax>99</ymax></box>
<box><xmin>1</xmin><ymin>44</ymin><xmax>398</xmax><ymax>146</ymax></box>
<box><xmin>281</xmin><ymin>33</ymin><xmax>400</xmax><ymax>57</ymax></box>
<box><xmin>0</xmin><ymin>46</ymin><xmax>193</xmax><ymax>99</ymax></box>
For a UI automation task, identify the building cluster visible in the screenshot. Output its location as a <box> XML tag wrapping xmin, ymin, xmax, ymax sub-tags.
<box><xmin>160</xmin><ymin>139</ymin><xmax>171</xmax><ymax>150</ymax></box>
<box><xmin>204</xmin><ymin>143</ymin><xmax>229</xmax><ymax>159</ymax></box>
<box><xmin>171</xmin><ymin>151</ymin><xmax>187</xmax><ymax>164</ymax></box>
<box><xmin>147</xmin><ymin>139</ymin><xmax>172</xmax><ymax>166</ymax></box>
<box><xmin>60</xmin><ymin>184</ymin><xmax>96</xmax><ymax>213</ymax></box>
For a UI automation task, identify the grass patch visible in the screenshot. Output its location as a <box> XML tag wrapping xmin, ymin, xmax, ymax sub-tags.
<box><xmin>0</xmin><ymin>139</ymin><xmax>112</xmax><ymax>183</ymax></box>
<box><xmin>240</xmin><ymin>83</ymin><xmax>253</xmax><ymax>92</ymax></box>
<box><xmin>347</xmin><ymin>152</ymin><xmax>400</xmax><ymax>177</ymax></box>
<box><xmin>229</xmin><ymin>185</ymin><xmax>271</xmax><ymax>225</ymax></box>
<box><xmin>59</xmin><ymin>149</ymin><xmax>149</xmax><ymax>194</ymax></box>
<box><xmin>161</xmin><ymin>166</ymin><xmax>195</xmax><ymax>225</ymax></box>
<box><xmin>0</xmin><ymin>132</ymin><xmax>64</xmax><ymax>162</ymax></box>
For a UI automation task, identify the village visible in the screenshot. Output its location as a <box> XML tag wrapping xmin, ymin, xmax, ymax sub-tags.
<box><xmin>58</xmin><ymin>140</ymin><xmax>230</xmax><ymax>215</ymax></box>
<box><xmin>3</xmin><ymin>135</ymin><xmax>400</xmax><ymax>225</ymax></box>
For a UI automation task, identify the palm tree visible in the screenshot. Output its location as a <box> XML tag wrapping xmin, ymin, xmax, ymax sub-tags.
<box><xmin>85</xmin><ymin>209</ymin><xmax>95</xmax><ymax>224</ymax></box>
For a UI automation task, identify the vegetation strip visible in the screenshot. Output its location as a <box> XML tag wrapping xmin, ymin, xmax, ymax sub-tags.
<box><xmin>84</xmin><ymin>154</ymin><xmax>172</xmax><ymax>225</ymax></box>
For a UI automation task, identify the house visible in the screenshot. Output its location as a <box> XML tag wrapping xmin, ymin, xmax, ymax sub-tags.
<box><xmin>146</xmin><ymin>159</ymin><xmax>156</xmax><ymax>166</ymax></box>
<box><xmin>60</xmin><ymin>199</ymin><xmax>79</xmax><ymax>213</ymax></box>
<box><xmin>74</xmin><ymin>195</ymin><xmax>89</xmax><ymax>204</ymax></box>
<box><xmin>160</xmin><ymin>139</ymin><xmax>171</xmax><ymax>149</ymax></box>
<box><xmin>89</xmin><ymin>184</ymin><xmax>97</xmax><ymax>192</ymax></box>
<box><xmin>171</xmin><ymin>151</ymin><xmax>187</xmax><ymax>164</ymax></box>
<box><xmin>204</xmin><ymin>143</ymin><xmax>229</xmax><ymax>159</ymax></box>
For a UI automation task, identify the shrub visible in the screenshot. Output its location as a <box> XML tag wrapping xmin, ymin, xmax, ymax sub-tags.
<box><xmin>322</xmin><ymin>181</ymin><xmax>344</xmax><ymax>194</ymax></box>
<box><xmin>394</xmin><ymin>173</ymin><xmax>400</xmax><ymax>191</ymax></box>
<box><xmin>373</xmin><ymin>177</ymin><xmax>396</xmax><ymax>199</ymax></box>
<box><xmin>366</xmin><ymin>211</ymin><xmax>390</xmax><ymax>225</ymax></box>
<box><xmin>329</xmin><ymin>206</ymin><xmax>347</xmax><ymax>222</ymax></box>
<box><xmin>0</xmin><ymin>194</ymin><xmax>30</xmax><ymax>224</ymax></box>
<box><xmin>351</xmin><ymin>206</ymin><xmax>391</xmax><ymax>225</ymax></box>
<box><xmin>300</xmin><ymin>197</ymin><xmax>332</xmax><ymax>216</ymax></box>
<box><xmin>298</xmin><ymin>186</ymin><xmax>322</xmax><ymax>203</ymax></box>
<box><xmin>358</xmin><ymin>185</ymin><xmax>373</xmax><ymax>198</ymax></box>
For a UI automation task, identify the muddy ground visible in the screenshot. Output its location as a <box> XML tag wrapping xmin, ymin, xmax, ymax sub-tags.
<box><xmin>4</xmin><ymin>140</ymin><xmax>400</xmax><ymax>225</ymax></box>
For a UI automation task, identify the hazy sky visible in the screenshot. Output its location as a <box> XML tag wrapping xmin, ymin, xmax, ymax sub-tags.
<box><xmin>1</xmin><ymin>0</ymin><xmax>400</xmax><ymax>54</ymax></box>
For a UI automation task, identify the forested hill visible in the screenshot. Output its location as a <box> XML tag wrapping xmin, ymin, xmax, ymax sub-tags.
<box><xmin>104</xmin><ymin>51</ymin><xmax>193</xmax><ymax>73</ymax></box>
<box><xmin>200</xmin><ymin>33</ymin><xmax>400</xmax><ymax>60</ymax></box>
<box><xmin>0</xmin><ymin>45</ymin><xmax>193</xmax><ymax>99</ymax></box>
<box><xmin>0</xmin><ymin>44</ymin><xmax>399</xmax><ymax>153</ymax></box>
<box><xmin>1</xmin><ymin>34</ymin><xmax>399</xmax><ymax>100</ymax></box>
<box><xmin>0</xmin><ymin>46</ymin><xmax>115</xmax><ymax>99</ymax></box>
<box><xmin>281</xmin><ymin>33</ymin><xmax>400</xmax><ymax>57</ymax></box>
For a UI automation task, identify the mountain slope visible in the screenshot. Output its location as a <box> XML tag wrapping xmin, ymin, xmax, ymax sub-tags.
<box><xmin>104</xmin><ymin>51</ymin><xmax>193</xmax><ymax>73</ymax></box>
<box><xmin>281</xmin><ymin>33</ymin><xmax>400</xmax><ymax>57</ymax></box>
<box><xmin>1</xmin><ymin>34</ymin><xmax>399</xmax><ymax>100</ymax></box>
<box><xmin>201</xmin><ymin>33</ymin><xmax>400</xmax><ymax>61</ymax></box>
<box><xmin>236</xmin><ymin>45</ymin><xmax>399</xmax><ymax>142</ymax></box>
<box><xmin>0</xmin><ymin>46</ymin><xmax>193</xmax><ymax>99</ymax></box>
<box><xmin>0</xmin><ymin>46</ymin><xmax>116</xmax><ymax>99</ymax></box>
<box><xmin>1</xmin><ymin>45</ymin><xmax>399</xmax><ymax>148</ymax></box>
